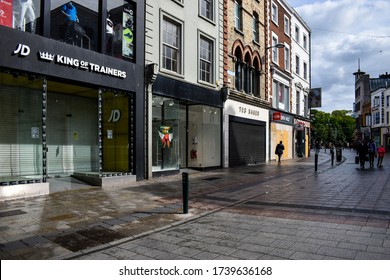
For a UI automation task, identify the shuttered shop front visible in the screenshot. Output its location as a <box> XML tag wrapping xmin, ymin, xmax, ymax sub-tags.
<box><xmin>229</xmin><ymin>116</ymin><xmax>266</xmax><ymax>167</ymax></box>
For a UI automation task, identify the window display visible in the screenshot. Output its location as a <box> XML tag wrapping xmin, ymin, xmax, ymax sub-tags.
<box><xmin>0</xmin><ymin>0</ymin><xmax>39</xmax><ymax>33</ymax></box>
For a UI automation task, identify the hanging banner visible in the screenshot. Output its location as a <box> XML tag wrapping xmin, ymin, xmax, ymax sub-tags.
<box><xmin>0</xmin><ymin>0</ymin><xmax>13</xmax><ymax>27</ymax></box>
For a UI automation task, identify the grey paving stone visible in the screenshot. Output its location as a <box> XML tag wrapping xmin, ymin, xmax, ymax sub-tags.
<box><xmin>230</xmin><ymin>249</ymin><xmax>264</xmax><ymax>260</ymax></box>
<box><xmin>317</xmin><ymin>246</ymin><xmax>357</xmax><ymax>259</ymax></box>
<box><xmin>290</xmin><ymin>251</ymin><xmax>325</xmax><ymax>260</ymax></box>
<box><xmin>337</xmin><ymin>241</ymin><xmax>367</xmax><ymax>251</ymax></box>
<box><xmin>202</xmin><ymin>244</ymin><xmax>238</xmax><ymax>256</ymax></box>
<box><xmin>289</xmin><ymin>242</ymin><xmax>321</xmax><ymax>254</ymax></box>
<box><xmin>355</xmin><ymin>251</ymin><xmax>390</xmax><ymax>260</ymax></box>
<box><xmin>192</xmin><ymin>251</ymin><xmax>219</xmax><ymax>260</ymax></box>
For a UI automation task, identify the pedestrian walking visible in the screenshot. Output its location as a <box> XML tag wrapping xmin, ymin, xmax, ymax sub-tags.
<box><xmin>368</xmin><ymin>139</ymin><xmax>376</xmax><ymax>168</ymax></box>
<box><xmin>357</xmin><ymin>140</ymin><xmax>368</xmax><ymax>169</ymax></box>
<box><xmin>377</xmin><ymin>145</ymin><xmax>386</xmax><ymax>167</ymax></box>
<box><xmin>275</xmin><ymin>140</ymin><xmax>285</xmax><ymax>165</ymax></box>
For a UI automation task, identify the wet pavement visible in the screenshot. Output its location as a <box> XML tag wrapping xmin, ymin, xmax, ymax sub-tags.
<box><xmin>1</xmin><ymin>149</ymin><xmax>389</xmax><ymax>260</ymax></box>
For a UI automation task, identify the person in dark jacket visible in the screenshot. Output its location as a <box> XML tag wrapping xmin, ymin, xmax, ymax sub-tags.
<box><xmin>357</xmin><ymin>140</ymin><xmax>368</xmax><ymax>169</ymax></box>
<box><xmin>275</xmin><ymin>141</ymin><xmax>285</xmax><ymax>165</ymax></box>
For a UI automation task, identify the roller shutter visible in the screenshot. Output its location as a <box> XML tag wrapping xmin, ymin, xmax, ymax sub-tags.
<box><xmin>229</xmin><ymin>116</ymin><xmax>266</xmax><ymax>167</ymax></box>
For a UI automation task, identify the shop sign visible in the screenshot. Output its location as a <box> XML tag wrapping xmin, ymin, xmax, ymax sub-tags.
<box><xmin>273</xmin><ymin>112</ymin><xmax>281</xmax><ymax>121</ymax></box>
<box><xmin>270</xmin><ymin>110</ymin><xmax>293</xmax><ymax>124</ymax></box>
<box><xmin>12</xmin><ymin>43</ymin><xmax>127</xmax><ymax>79</ymax></box>
<box><xmin>239</xmin><ymin>106</ymin><xmax>260</xmax><ymax>116</ymax></box>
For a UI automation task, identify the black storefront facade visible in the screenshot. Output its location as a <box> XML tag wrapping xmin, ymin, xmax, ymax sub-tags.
<box><xmin>0</xmin><ymin>1</ymin><xmax>145</xmax><ymax>200</ymax></box>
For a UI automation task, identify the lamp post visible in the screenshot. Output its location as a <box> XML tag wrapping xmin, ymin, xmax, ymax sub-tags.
<box><xmin>265</xmin><ymin>43</ymin><xmax>286</xmax><ymax>50</ymax></box>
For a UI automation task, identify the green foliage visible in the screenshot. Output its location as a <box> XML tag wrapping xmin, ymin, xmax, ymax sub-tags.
<box><xmin>310</xmin><ymin>109</ymin><xmax>355</xmax><ymax>146</ymax></box>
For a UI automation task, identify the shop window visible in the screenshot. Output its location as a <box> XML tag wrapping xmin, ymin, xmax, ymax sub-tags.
<box><xmin>152</xmin><ymin>96</ymin><xmax>179</xmax><ymax>171</ymax></box>
<box><xmin>102</xmin><ymin>91</ymin><xmax>131</xmax><ymax>173</ymax></box>
<box><xmin>1</xmin><ymin>0</ymin><xmax>41</xmax><ymax>34</ymax></box>
<box><xmin>50</xmin><ymin>1</ymin><xmax>98</xmax><ymax>51</ymax></box>
<box><xmin>187</xmin><ymin>105</ymin><xmax>221</xmax><ymax>168</ymax></box>
<box><xmin>0</xmin><ymin>73</ymin><xmax>43</xmax><ymax>182</ymax></box>
<box><xmin>46</xmin><ymin>81</ymin><xmax>99</xmax><ymax>176</ymax></box>
<box><xmin>107</xmin><ymin>0</ymin><xmax>136</xmax><ymax>61</ymax></box>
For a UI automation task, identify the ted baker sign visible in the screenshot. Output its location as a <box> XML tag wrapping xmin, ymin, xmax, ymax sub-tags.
<box><xmin>13</xmin><ymin>43</ymin><xmax>126</xmax><ymax>79</ymax></box>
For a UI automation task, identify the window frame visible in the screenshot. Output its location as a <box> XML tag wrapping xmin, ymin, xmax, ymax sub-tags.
<box><xmin>234</xmin><ymin>0</ymin><xmax>243</xmax><ymax>31</ymax></box>
<box><xmin>303</xmin><ymin>34</ymin><xmax>308</xmax><ymax>50</ymax></box>
<box><xmin>284</xmin><ymin>16</ymin><xmax>290</xmax><ymax>36</ymax></box>
<box><xmin>271</xmin><ymin>36</ymin><xmax>279</xmax><ymax>64</ymax></box>
<box><xmin>199</xmin><ymin>0</ymin><xmax>214</xmax><ymax>21</ymax></box>
<box><xmin>161</xmin><ymin>14</ymin><xmax>183</xmax><ymax>75</ymax></box>
<box><xmin>198</xmin><ymin>33</ymin><xmax>214</xmax><ymax>84</ymax></box>
<box><xmin>295</xmin><ymin>55</ymin><xmax>300</xmax><ymax>75</ymax></box>
<box><xmin>271</xmin><ymin>1</ymin><xmax>278</xmax><ymax>24</ymax></box>
<box><xmin>284</xmin><ymin>46</ymin><xmax>290</xmax><ymax>72</ymax></box>
<box><xmin>295</xmin><ymin>24</ymin><xmax>300</xmax><ymax>43</ymax></box>
<box><xmin>253</xmin><ymin>12</ymin><xmax>260</xmax><ymax>43</ymax></box>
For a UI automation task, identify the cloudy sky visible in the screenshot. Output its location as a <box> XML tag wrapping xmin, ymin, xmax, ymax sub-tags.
<box><xmin>287</xmin><ymin>0</ymin><xmax>390</xmax><ymax>113</ymax></box>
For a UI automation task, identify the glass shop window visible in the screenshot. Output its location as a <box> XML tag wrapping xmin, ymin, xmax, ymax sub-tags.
<box><xmin>107</xmin><ymin>0</ymin><xmax>136</xmax><ymax>61</ymax></box>
<box><xmin>0</xmin><ymin>0</ymin><xmax>41</xmax><ymax>34</ymax></box>
<box><xmin>50</xmin><ymin>1</ymin><xmax>98</xmax><ymax>51</ymax></box>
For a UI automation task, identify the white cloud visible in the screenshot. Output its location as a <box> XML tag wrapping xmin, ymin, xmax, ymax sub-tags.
<box><xmin>290</xmin><ymin>0</ymin><xmax>390</xmax><ymax>112</ymax></box>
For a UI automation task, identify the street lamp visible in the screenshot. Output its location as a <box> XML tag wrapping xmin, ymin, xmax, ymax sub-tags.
<box><xmin>265</xmin><ymin>43</ymin><xmax>285</xmax><ymax>50</ymax></box>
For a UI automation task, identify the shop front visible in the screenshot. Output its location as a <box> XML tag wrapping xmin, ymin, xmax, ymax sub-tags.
<box><xmin>223</xmin><ymin>100</ymin><xmax>269</xmax><ymax>167</ymax></box>
<box><xmin>270</xmin><ymin>110</ymin><xmax>294</xmax><ymax>161</ymax></box>
<box><xmin>294</xmin><ymin>118</ymin><xmax>310</xmax><ymax>158</ymax></box>
<box><xmin>0</xmin><ymin>2</ymin><xmax>145</xmax><ymax>200</ymax></box>
<box><xmin>150</xmin><ymin>76</ymin><xmax>223</xmax><ymax>175</ymax></box>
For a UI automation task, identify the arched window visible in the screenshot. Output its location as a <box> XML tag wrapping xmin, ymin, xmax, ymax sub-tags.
<box><xmin>234</xmin><ymin>47</ymin><xmax>243</xmax><ymax>91</ymax></box>
<box><xmin>252</xmin><ymin>57</ymin><xmax>261</xmax><ymax>97</ymax></box>
<box><xmin>244</xmin><ymin>52</ymin><xmax>251</xmax><ymax>94</ymax></box>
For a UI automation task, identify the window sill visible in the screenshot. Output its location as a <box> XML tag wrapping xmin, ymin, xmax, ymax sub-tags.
<box><xmin>234</xmin><ymin>28</ymin><xmax>244</xmax><ymax>36</ymax></box>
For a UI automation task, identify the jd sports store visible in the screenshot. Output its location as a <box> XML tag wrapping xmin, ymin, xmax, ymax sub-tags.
<box><xmin>0</xmin><ymin>1</ymin><xmax>145</xmax><ymax>200</ymax></box>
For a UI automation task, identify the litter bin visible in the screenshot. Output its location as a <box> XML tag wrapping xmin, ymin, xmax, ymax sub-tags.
<box><xmin>336</xmin><ymin>148</ymin><xmax>342</xmax><ymax>161</ymax></box>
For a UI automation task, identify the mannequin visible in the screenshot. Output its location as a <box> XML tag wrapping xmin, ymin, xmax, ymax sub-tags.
<box><xmin>62</xmin><ymin>2</ymin><xmax>79</xmax><ymax>43</ymax></box>
<box><xmin>18</xmin><ymin>0</ymin><xmax>36</xmax><ymax>33</ymax></box>
<box><xmin>106</xmin><ymin>12</ymin><xmax>115</xmax><ymax>55</ymax></box>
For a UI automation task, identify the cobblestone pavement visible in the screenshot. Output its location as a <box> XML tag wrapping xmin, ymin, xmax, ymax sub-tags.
<box><xmin>1</xmin><ymin>149</ymin><xmax>389</xmax><ymax>260</ymax></box>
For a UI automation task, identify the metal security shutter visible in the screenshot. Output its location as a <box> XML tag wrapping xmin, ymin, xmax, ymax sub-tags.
<box><xmin>46</xmin><ymin>92</ymin><xmax>98</xmax><ymax>176</ymax></box>
<box><xmin>229</xmin><ymin>116</ymin><xmax>266</xmax><ymax>167</ymax></box>
<box><xmin>0</xmin><ymin>85</ymin><xmax>42</xmax><ymax>179</ymax></box>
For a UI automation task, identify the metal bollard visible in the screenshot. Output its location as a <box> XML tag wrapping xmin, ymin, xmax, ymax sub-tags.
<box><xmin>331</xmin><ymin>151</ymin><xmax>334</xmax><ymax>166</ymax></box>
<box><xmin>182</xmin><ymin>172</ymin><xmax>189</xmax><ymax>214</ymax></box>
<box><xmin>315</xmin><ymin>153</ymin><xmax>318</xmax><ymax>172</ymax></box>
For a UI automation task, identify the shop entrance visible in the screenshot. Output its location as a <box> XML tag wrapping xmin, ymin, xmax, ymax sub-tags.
<box><xmin>46</xmin><ymin>81</ymin><xmax>99</xmax><ymax>177</ymax></box>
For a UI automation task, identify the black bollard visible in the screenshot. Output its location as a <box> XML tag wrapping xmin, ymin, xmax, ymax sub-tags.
<box><xmin>182</xmin><ymin>172</ymin><xmax>189</xmax><ymax>214</ymax></box>
<box><xmin>315</xmin><ymin>153</ymin><xmax>318</xmax><ymax>172</ymax></box>
<box><xmin>331</xmin><ymin>151</ymin><xmax>334</xmax><ymax>166</ymax></box>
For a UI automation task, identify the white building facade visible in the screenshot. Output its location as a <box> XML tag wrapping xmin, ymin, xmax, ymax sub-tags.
<box><xmin>145</xmin><ymin>0</ymin><xmax>225</xmax><ymax>176</ymax></box>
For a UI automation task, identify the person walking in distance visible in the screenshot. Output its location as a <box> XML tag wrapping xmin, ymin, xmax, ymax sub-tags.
<box><xmin>368</xmin><ymin>138</ymin><xmax>376</xmax><ymax>168</ymax></box>
<box><xmin>377</xmin><ymin>145</ymin><xmax>386</xmax><ymax>167</ymax></box>
<box><xmin>275</xmin><ymin>141</ymin><xmax>285</xmax><ymax>165</ymax></box>
<box><xmin>357</xmin><ymin>139</ymin><xmax>368</xmax><ymax>169</ymax></box>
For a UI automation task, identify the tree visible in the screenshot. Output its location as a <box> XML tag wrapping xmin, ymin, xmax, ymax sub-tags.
<box><xmin>310</xmin><ymin>109</ymin><xmax>355</xmax><ymax>147</ymax></box>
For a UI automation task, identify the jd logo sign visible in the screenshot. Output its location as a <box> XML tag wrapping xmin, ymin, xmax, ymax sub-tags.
<box><xmin>108</xmin><ymin>109</ymin><xmax>121</xmax><ymax>123</ymax></box>
<box><xmin>13</xmin><ymin>44</ymin><xmax>30</xmax><ymax>57</ymax></box>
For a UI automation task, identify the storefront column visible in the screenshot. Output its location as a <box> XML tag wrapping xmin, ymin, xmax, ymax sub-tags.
<box><xmin>98</xmin><ymin>89</ymin><xmax>103</xmax><ymax>177</ymax></box>
<box><xmin>42</xmin><ymin>78</ymin><xmax>47</xmax><ymax>183</ymax></box>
